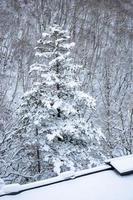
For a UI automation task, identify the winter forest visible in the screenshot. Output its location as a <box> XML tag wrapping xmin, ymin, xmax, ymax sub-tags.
<box><xmin>0</xmin><ymin>0</ymin><xmax>132</xmax><ymax>184</ymax></box>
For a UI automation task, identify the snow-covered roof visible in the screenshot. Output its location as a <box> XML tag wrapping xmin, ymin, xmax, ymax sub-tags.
<box><xmin>105</xmin><ymin>154</ymin><xmax>133</xmax><ymax>175</ymax></box>
<box><xmin>0</xmin><ymin>154</ymin><xmax>133</xmax><ymax>200</ymax></box>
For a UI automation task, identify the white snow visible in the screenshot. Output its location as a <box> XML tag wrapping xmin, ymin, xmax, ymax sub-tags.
<box><xmin>52</xmin><ymin>100</ymin><xmax>62</xmax><ymax>109</ymax></box>
<box><xmin>2</xmin><ymin>184</ymin><xmax>21</xmax><ymax>194</ymax></box>
<box><xmin>42</xmin><ymin>32</ymin><xmax>49</xmax><ymax>38</ymax></box>
<box><xmin>66</xmin><ymin>80</ymin><xmax>78</xmax><ymax>88</ymax></box>
<box><xmin>76</xmin><ymin>91</ymin><xmax>96</xmax><ymax>108</ymax></box>
<box><xmin>106</xmin><ymin>154</ymin><xmax>133</xmax><ymax>174</ymax></box>
<box><xmin>60</xmin><ymin>42</ymin><xmax>75</xmax><ymax>49</ymax></box>
<box><xmin>53</xmin><ymin>159</ymin><xmax>63</xmax><ymax>175</ymax></box>
<box><xmin>47</xmin><ymin>130</ymin><xmax>63</xmax><ymax>141</ymax></box>
<box><xmin>29</xmin><ymin>65</ymin><xmax>44</xmax><ymax>74</ymax></box>
<box><xmin>0</xmin><ymin>179</ymin><xmax>5</xmax><ymax>190</ymax></box>
<box><xmin>1</xmin><ymin>163</ymin><xmax>133</xmax><ymax>200</ymax></box>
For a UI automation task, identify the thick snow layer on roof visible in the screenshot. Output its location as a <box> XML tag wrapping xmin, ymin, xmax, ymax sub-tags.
<box><xmin>106</xmin><ymin>154</ymin><xmax>133</xmax><ymax>175</ymax></box>
<box><xmin>1</xmin><ymin>170</ymin><xmax>133</xmax><ymax>200</ymax></box>
<box><xmin>2</xmin><ymin>184</ymin><xmax>21</xmax><ymax>194</ymax></box>
<box><xmin>1</xmin><ymin>161</ymin><xmax>133</xmax><ymax>200</ymax></box>
<box><xmin>0</xmin><ymin>165</ymin><xmax>110</xmax><ymax>196</ymax></box>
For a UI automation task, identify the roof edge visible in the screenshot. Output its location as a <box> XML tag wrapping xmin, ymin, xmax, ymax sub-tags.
<box><xmin>0</xmin><ymin>164</ymin><xmax>112</xmax><ymax>197</ymax></box>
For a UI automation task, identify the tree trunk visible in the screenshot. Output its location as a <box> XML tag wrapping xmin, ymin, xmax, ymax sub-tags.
<box><xmin>35</xmin><ymin>127</ymin><xmax>41</xmax><ymax>173</ymax></box>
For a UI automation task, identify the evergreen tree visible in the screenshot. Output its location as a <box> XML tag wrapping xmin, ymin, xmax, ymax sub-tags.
<box><xmin>11</xmin><ymin>24</ymin><xmax>104</xmax><ymax>183</ymax></box>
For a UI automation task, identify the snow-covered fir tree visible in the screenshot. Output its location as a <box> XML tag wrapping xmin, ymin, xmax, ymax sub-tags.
<box><xmin>11</xmin><ymin>24</ymin><xmax>104</xmax><ymax>183</ymax></box>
